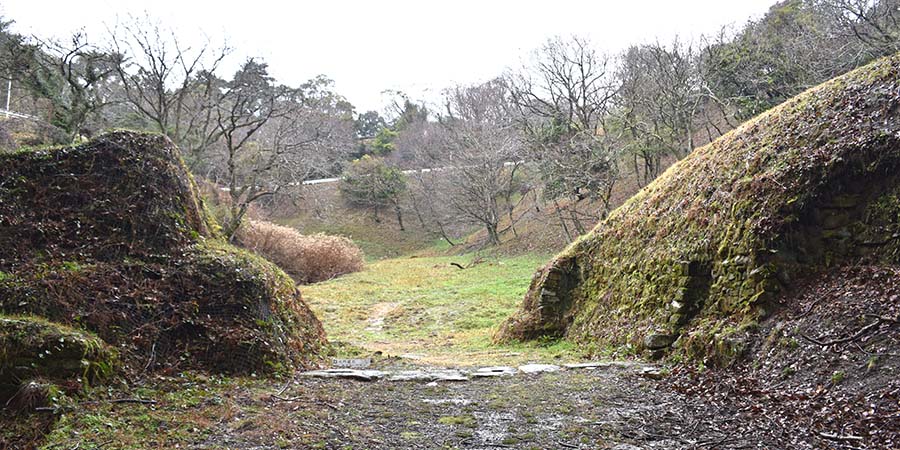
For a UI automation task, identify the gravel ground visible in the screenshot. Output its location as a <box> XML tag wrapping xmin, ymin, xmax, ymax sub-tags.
<box><xmin>195</xmin><ymin>363</ymin><xmax>770</xmax><ymax>450</ymax></box>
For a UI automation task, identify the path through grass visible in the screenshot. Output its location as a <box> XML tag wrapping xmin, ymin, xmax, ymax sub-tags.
<box><xmin>303</xmin><ymin>253</ymin><xmax>579</xmax><ymax>366</ymax></box>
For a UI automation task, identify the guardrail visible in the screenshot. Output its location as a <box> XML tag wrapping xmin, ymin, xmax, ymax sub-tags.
<box><xmin>0</xmin><ymin>109</ymin><xmax>38</xmax><ymax>120</ymax></box>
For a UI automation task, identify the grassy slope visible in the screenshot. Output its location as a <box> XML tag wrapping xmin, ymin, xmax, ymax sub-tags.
<box><xmin>302</xmin><ymin>253</ymin><xmax>581</xmax><ymax>366</ymax></box>
<box><xmin>272</xmin><ymin>183</ymin><xmax>446</xmax><ymax>260</ymax></box>
<box><xmin>284</xmin><ymin>216</ymin><xmax>447</xmax><ymax>261</ymax></box>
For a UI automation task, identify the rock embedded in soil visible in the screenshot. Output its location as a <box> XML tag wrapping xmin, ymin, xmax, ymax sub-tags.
<box><xmin>332</xmin><ymin>358</ymin><xmax>372</xmax><ymax>369</ymax></box>
<box><xmin>639</xmin><ymin>367</ymin><xmax>665</xmax><ymax>380</ymax></box>
<box><xmin>562</xmin><ymin>361</ymin><xmax>642</xmax><ymax>370</ymax></box>
<box><xmin>387</xmin><ymin>370</ymin><xmax>468</xmax><ymax>382</ymax></box>
<box><xmin>471</xmin><ymin>366</ymin><xmax>518</xmax><ymax>378</ymax></box>
<box><xmin>643</xmin><ymin>333</ymin><xmax>676</xmax><ymax>350</ymax></box>
<box><xmin>0</xmin><ymin>316</ymin><xmax>117</xmax><ymax>400</ymax></box>
<box><xmin>517</xmin><ymin>364</ymin><xmax>561</xmax><ymax>374</ymax></box>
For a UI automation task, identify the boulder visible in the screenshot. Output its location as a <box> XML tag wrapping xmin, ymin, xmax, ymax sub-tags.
<box><xmin>643</xmin><ymin>334</ymin><xmax>676</xmax><ymax>350</ymax></box>
<box><xmin>0</xmin><ymin>316</ymin><xmax>116</xmax><ymax>401</ymax></box>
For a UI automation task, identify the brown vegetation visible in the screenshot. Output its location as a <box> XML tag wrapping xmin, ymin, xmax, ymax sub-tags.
<box><xmin>235</xmin><ymin>219</ymin><xmax>364</xmax><ymax>284</ymax></box>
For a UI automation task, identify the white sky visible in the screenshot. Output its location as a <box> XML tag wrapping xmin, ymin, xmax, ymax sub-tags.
<box><xmin>2</xmin><ymin>0</ymin><xmax>777</xmax><ymax>114</ymax></box>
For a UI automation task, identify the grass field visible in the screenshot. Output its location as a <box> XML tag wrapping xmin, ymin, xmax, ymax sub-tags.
<box><xmin>302</xmin><ymin>253</ymin><xmax>581</xmax><ymax>366</ymax></box>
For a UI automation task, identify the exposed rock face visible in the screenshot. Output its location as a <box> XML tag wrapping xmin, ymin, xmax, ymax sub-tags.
<box><xmin>495</xmin><ymin>257</ymin><xmax>580</xmax><ymax>341</ymax></box>
<box><xmin>497</xmin><ymin>53</ymin><xmax>900</xmax><ymax>363</ymax></box>
<box><xmin>0</xmin><ymin>131</ymin><xmax>326</xmax><ymax>374</ymax></box>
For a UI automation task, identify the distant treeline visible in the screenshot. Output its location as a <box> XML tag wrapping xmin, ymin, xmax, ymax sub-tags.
<box><xmin>1</xmin><ymin>0</ymin><xmax>897</xmax><ymax>244</ymax></box>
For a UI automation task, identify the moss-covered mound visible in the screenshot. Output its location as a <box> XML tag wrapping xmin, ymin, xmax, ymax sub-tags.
<box><xmin>0</xmin><ymin>131</ymin><xmax>325</xmax><ymax>374</ymax></box>
<box><xmin>497</xmin><ymin>53</ymin><xmax>900</xmax><ymax>362</ymax></box>
<box><xmin>0</xmin><ymin>316</ymin><xmax>116</xmax><ymax>399</ymax></box>
<box><xmin>0</xmin><ymin>131</ymin><xmax>213</xmax><ymax>264</ymax></box>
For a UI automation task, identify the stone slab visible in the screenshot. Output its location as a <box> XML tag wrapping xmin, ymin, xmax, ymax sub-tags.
<box><xmin>471</xmin><ymin>366</ymin><xmax>518</xmax><ymax>378</ymax></box>
<box><xmin>300</xmin><ymin>369</ymin><xmax>385</xmax><ymax>381</ymax></box>
<box><xmin>387</xmin><ymin>370</ymin><xmax>468</xmax><ymax>382</ymax></box>
<box><xmin>518</xmin><ymin>364</ymin><xmax>561</xmax><ymax>374</ymax></box>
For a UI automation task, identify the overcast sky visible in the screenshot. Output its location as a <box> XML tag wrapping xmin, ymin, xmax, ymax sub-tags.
<box><xmin>2</xmin><ymin>0</ymin><xmax>777</xmax><ymax>113</ymax></box>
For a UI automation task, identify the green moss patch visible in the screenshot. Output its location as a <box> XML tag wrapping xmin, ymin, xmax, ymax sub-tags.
<box><xmin>0</xmin><ymin>315</ymin><xmax>116</xmax><ymax>400</ymax></box>
<box><xmin>498</xmin><ymin>52</ymin><xmax>900</xmax><ymax>364</ymax></box>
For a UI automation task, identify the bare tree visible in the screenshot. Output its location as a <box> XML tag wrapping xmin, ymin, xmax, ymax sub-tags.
<box><xmin>210</xmin><ymin>72</ymin><xmax>355</xmax><ymax>239</ymax></box>
<box><xmin>437</xmin><ymin>79</ymin><xmax>524</xmax><ymax>246</ymax></box>
<box><xmin>210</xmin><ymin>59</ymin><xmax>284</xmax><ymax>238</ymax></box>
<box><xmin>616</xmin><ymin>39</ymin><xmax>707</xmax><ymax>184</ymax></box>
<box><xmin>0</xmin><ymin>28</ymin><xmax>117</xmax><ymax>139</ymax></box>
<box><xmin>821</xmin><ymin>0</ymin><xmax>900</xmax><ymax>55</ymax></box>
<box><xmin>396</xmin><ymin>118</ymin><xmax>460</xmax><ymax>245</ymax></box>
<box><xmin>107</xmin><ymin>14</ymin><xmax>229</xmax><ymax>152</ymax></box>
<box><xmin>508</xmin><ymin>36</ymin><xmax>620</xmax><ymax>237</ymax></box>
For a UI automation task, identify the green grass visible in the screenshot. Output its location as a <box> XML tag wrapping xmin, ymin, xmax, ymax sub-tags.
<box><xmin>303</xmin><ymin>253</ymin><xmax>580</xmax><ymax>366</ymax></box>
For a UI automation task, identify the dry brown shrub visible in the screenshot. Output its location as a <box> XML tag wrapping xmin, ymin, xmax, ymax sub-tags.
<box><xmin>236</xmin><ymin>220</ymin><xmax>365</xmax><ymax>284</ymax></box>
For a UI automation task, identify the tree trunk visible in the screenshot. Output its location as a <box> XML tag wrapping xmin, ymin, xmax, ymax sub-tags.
<box><xmin>569</xmin><ymin>198</ymin><xmax>586</xmax><ymax>235</ymax></box>
<box><xmin>553</xmin><ymin>199</ymin><xmax>573</xmax><ymax>242</ymax></box>
<box><xmin>394</xmin><ymin>204</ymin><xmax>405</xmax><ymax>232</ymax></box>
<box><xmin>486</xmin><ymin>222</ymin><xmax>501</xmax><ymax>246</ymax></box>
<box><xmin>408</xmin><ymin>193</ymin><xmax>428</xmax><ymax>228</ymax></box>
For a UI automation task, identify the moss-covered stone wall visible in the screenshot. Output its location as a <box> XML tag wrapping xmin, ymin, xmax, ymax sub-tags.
<box><xmin>497</xmin><ymin>52</ymin><xmax>900</xmax><ymax>363</ymax></box>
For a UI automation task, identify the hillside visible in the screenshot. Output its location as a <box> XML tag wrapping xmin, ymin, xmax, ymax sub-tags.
<box><xmin>498</xmin><ymin>52</ymin><xmax>900</xmax><ymax>360</ymax></box>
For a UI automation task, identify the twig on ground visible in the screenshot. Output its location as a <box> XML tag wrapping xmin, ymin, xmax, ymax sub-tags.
<box><xmin>800</xmin><ymin>318</ymin><xmax>884</xmax><ymax>346</ymax></box>
<box><xmin>102</xmin><ymin>398</ymin><xmax>158</xmax><ymax>405</ymax></box>
<box><xmin>795</xmin><ymin>297</ymin><xmax>825</xmax><ymax>319</ymax></box>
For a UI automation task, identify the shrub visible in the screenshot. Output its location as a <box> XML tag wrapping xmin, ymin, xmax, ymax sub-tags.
<box><xmin>236</xmin><ymin>220</ymin><xmax>365</xmax><ymax>284</ymax></box>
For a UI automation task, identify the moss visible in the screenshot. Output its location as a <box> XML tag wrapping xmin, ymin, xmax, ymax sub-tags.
<box><xmin>498</xmin><ymin>52</ymin><xmax>900</xmax><ymax>365</ymax></box>
<box><xmin>438</xmin><ymin>415</ymin><xmax>477</xmax><ymax>427</ymax></box>
<box><xmin>0</xmin><ymin>131</ymin><xmax>325</xmax><ymax>375</ymax></box>
<box><xmin>831</xmin><ymin>370</ymin><xmax>846</xmax><ymax>384</ymax></box>
<box><xmin>0</xmin><ymin>315</ymin><xmax>117</xmax><ymax>400</ymax></box>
